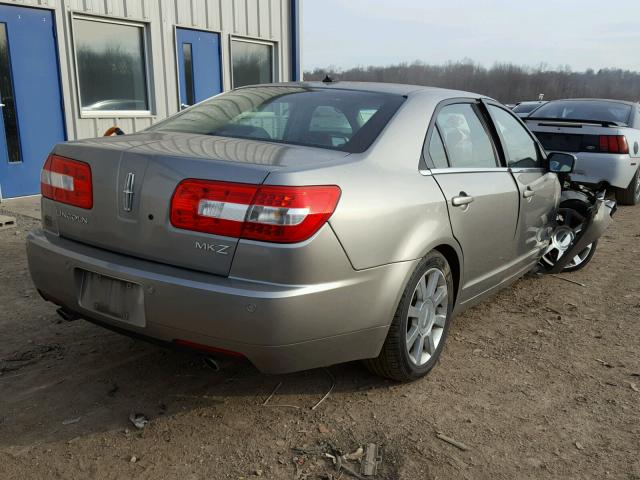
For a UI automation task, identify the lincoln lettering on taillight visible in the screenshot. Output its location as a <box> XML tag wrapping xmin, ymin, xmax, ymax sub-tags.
<box><xmin>170</xmin><ymin>179</ymin><xmax>341</xmax><ymax>243</ymax></box>
<box><xmin>40</xmin><ymin>154</ymin><xmax>93</xmax><ymax>209</ymax></box>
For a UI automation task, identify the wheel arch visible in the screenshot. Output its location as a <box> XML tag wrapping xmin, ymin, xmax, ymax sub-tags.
<box><xmin>433</xmin><ymin>243</ymin><xmax>462</xmax><ymax>306</ymax></box>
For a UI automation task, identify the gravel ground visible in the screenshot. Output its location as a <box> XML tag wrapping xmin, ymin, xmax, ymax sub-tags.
<box><xmin>0</xmin><ymin>206</ymin><xmax>639</xmax><ymax>480</ymax></box>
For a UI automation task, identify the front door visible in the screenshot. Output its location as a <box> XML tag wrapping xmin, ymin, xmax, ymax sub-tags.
<box><xmin>485</xmin><ymin>104</ymin><xmax>559</xmax><ymax>263</ymax></box>
<box><xmin>0</xmin><ymin>5</ymin><xmax>65</xmax><ymax>198</ymax></box>
<box><xmin>426</xmin><ymin>102</ymin><xmax>520</xmax><ymax>303</ymax></box>
<box><xmin>176</xmin><ymin>28</ymin><xmax>222</xmax><ymax>109</ymax></box>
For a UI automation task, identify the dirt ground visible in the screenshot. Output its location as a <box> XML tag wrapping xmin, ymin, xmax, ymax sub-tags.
<box><xmin>0</xmin><ymin>206</ymin><xmax>639</xmax><ymax>480</ymax></box>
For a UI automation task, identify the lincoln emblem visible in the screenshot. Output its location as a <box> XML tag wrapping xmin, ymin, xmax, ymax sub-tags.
<box><xmin>123</xmin><ymin>172</ymin><xmax>135</xmax><ymax>212</ymax></box>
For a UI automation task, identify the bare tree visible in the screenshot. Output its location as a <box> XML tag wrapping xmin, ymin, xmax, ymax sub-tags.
<box><xmin>305</xmin><ymin>61</ymin><xmax>640</xmax><ymax>103</ymax></box>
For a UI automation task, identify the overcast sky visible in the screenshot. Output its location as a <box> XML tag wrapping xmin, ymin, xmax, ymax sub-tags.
<box><xmin>303</xmin><ymin>0</ymin><xmax>640</xmax><ymax>72</ymax></box>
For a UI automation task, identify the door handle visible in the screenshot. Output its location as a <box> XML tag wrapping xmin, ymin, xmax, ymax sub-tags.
<box><xmin>451</xmin><ymin>193</ymin><xmax>474</xmax><ymax>207</ymax></box>
<box><xmin>523</xmin><ymin>187</ymin><xmax>535</xmax><ymax>198</ymax></box>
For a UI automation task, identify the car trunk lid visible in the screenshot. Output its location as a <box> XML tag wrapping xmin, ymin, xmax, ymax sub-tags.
<box><xmin>47</xmin><ymin>132</ymin><xmax>349</xmax><ymax>276</ymax></box>
<box><xmin>525</xmin><ymin>119</ymin><xmax>629</xmax><ymax>154</ymax></box>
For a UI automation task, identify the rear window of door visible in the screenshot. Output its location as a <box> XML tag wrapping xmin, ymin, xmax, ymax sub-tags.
<box><xmin>488</xmin><ymin>105</ymin><xmax>542</xmax><ymax>168</ymax></box>
<box><xmin>427</xmin><ymin>127</ymin><xmax>449</xmax><ymax>168</ymax></box>
<box><xmin>435</xmin><ymin>103</ymin><xmax>497</xmax><ymax>168</ymax></box>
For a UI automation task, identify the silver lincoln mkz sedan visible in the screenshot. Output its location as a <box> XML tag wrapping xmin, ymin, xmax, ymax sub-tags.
<box><xmin>27</xmin><ymin>82</ymin><xmax>614</xmax><ymax>381</ymax></box>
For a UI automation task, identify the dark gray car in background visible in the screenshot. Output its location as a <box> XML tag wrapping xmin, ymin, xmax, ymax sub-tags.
<box><xmin>511</xmin><ymin>100</ymin><xmax>548</xmax><ymax>117</ymax></box>
<box><xmin>27</xmin><ymin>82</ymin><xmax>613</xmax><ymax>381</ymax></box>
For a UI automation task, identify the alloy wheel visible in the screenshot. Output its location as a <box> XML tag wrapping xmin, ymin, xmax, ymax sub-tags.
<box><xmin>541</xmin><ymin>208</ymin><xmax>593</xmax><ymax>270</ymax></box>
<box><xmin>405</xmin><ymin>268</ymin><xmax>448</xmax><ymax>366</ymax></box>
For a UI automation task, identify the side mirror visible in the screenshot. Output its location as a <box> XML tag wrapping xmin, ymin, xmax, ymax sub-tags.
<box><xmin>548</xmin><ymin>152</ymin><xmax>576</xmax><ymax>173</ymax></box>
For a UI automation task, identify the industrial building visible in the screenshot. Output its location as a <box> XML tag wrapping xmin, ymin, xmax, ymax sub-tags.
<box><xmin>0</xmin><ymin>0</ymin><xmax>301</xmax><ymax>198</ymax></box>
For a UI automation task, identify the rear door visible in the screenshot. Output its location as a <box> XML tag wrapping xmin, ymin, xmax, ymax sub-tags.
<box><xmin>426</xmin><ymin>101</ymin><xmax>520</xmax><ymax>303</ymax></box>
<box><xmin>175</xmin><ymin>28</ymin><xmax>222</xmax><ymax>109</ymax></box>
<box><xmin>485</xmin><ymin>103</ymin><xmax>559</xmax><ymax>264</ymax></box>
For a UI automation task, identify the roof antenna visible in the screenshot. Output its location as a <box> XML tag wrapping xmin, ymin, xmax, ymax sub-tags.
<box><xmin>322</xmin><ymin>74</ymin><xmax>334</xmax><ymax>83</ymax></box>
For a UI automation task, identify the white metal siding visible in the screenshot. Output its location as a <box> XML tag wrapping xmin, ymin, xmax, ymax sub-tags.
<box><xmin>0</xmin><ymin>0</ymin><xmax>293</xmax><ymax>139</ymax></box>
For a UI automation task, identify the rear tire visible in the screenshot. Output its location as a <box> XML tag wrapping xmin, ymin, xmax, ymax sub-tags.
<box><xmin>615</xmin><ymin>167</ymin><xmax>640</xmax><ymax>205</ymax></box>
<box><xmin>364</xmin><ymin>251</ymin><xmax>454</xmax><ymax>382</ymax></box>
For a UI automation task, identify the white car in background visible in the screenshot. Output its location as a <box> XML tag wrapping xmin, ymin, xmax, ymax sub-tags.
<box><xmin>526</xmin><ymin>99</ymin><xmax>640</xmax><ymax>205</ymax></box>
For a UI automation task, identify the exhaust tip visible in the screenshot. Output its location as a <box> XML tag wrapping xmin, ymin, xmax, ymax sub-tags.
<box><xmin>56</xmin><ymin>307</ymin><xmax>79</xmax><ymax>322</ymax></box>
<box><xmin>204</xmin><ymin>357</ymin><xmax>221</xmax><ymax>371</ymax></box>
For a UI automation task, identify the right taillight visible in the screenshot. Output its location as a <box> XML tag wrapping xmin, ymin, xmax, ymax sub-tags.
<box><xmin>170</xmin><ymin>179</ymin><xmax>341</xmax><ymax>243</ymax></box>
<box><xmin>41</xmin><ymin>154</ymin><xmax>93</xmax><ymax>209</ymax></box>
<box><xmin>598</xmin><ymin>135</ymin><xmax>629</xmax><ymax>154</ymax></box>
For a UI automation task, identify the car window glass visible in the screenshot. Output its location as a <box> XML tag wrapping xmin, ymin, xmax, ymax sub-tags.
<box><xmin>512</xmin><ymin>103</ymin><xmax>539</xmax><ymax>114</ymax></box>
<box><xmin>309</xmin><ymin>106</ymin><xmax>353</xmax><ymax>148</ymax></box>
<box><xmin>532</xmin><ymin>100</ymin><xmax>632</xmax><ymax>125</ymax></box>
<box><xmin>488</xmin><ymin>105</ymin><xmax>541</xmax><ymax>168</ymax></box>
<box><xmin>149</xmin><ymin>87</ymin><xmax>406</xmax><ymax>153</ymax></box>
<box><xmin>436</xmin><ymin>104</ymin><xmax>497</xmax><ymax>168</ymax></box>
<box><xmin>356</xmin><ymin>108</ymin><xmax>378</xmax><ymax>127</ymax></box>
<box><xmin>428</xmin><ymin>128</ymin><xmax>449</xmax><ymax>168</ymax></box>
<box><xmin>231</xmin><ymin>101</ymin><xmax>290</xmax><ymax>140</ymax></box>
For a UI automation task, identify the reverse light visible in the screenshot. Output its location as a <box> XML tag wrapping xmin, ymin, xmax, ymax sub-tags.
<box><xmin>170</xmin><ymin>180</ymin><xmax>341</xmax><ymax>243</ymax></box>
<box><xmin>41</xmin><ymin>155</ymin><xmax>93</xmax><ymax>209</ymax></box>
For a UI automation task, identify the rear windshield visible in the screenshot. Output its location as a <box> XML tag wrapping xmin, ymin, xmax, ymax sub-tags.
<box><xmin>531</xmin><ymin>100</ymin><xmax>632</xmax><ymax>125</ymax></box>
<box><xmin>148</xmin><ymin>86</ymin><xmax>406</xmax><ymax>153</ymax></box>
<box><xmin>512</xmin><ymin>103</ymin><xmax>542</xmax><ymax>114</ymax></box>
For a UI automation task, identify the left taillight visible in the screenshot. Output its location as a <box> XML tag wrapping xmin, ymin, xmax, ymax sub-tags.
<box><xmin>170</xmin><ymin>179</ymin><xmax>341</xmax><ymax>243</ymax></box>
<box><xmin>41</xmin><ymin>154</ymin><xmax>93</xmax><ymax>209</ymax></box>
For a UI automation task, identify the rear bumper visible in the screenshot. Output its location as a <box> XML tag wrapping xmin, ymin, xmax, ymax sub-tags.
<box><xmin>26</xmin><ymin>229</ymin><xmax>416</xmax><ymax>374</ymax></box>
<box><xmin>571</xmin><ymin>152</ymin><xmax>638</xmax><ymax>189</ymax></box>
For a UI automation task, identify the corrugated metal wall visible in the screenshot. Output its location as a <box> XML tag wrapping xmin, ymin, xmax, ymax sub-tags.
<box><xmin>0</xmin><ymin>0</ymin><xmax>293</xmax><ymax>140</ymax></box>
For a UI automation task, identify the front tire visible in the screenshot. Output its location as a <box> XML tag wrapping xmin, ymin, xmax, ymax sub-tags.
<box><xmin>364</xmin><ymin>251</ymin><xmax>454</xmax><ymax>382</ymax></box>
<box><xmin>540</xmin><ymin>201</ymin><xmax>598</xmax><ymax>272</ymax></box>
<box><xmin>615</xmin><ymin>167</ymin><xmax>640</xmax><ymax>206</ymax></box>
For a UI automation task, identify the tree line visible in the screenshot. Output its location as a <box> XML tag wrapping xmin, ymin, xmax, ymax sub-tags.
<box><xmin>304</xmin><ymin>61</ymin><xmax>640</xmax><ymax>103</ymax></box>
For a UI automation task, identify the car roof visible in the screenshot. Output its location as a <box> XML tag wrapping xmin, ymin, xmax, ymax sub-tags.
<box><xmin>237</xmin><ymin>81</ymin><xmax>488</xmax><ymax>100</ymax></box>
<box><xmin>546</xmin><ymin>98</ymin><xmax>639</xmax><ymax>106</ymax></box>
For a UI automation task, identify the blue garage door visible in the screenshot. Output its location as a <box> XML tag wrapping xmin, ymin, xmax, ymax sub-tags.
<box><xmin>176</xmin><ymin>28</ymin><xmax>222</xmax><ymax>109</ymax></box>
<box><xmin>0</xmin><ymin>5</ymin><xmax>65</xmax><ymax>199</ymax></box>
